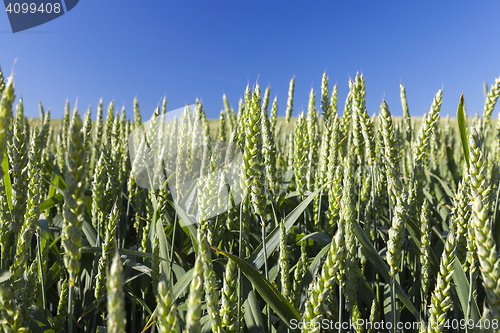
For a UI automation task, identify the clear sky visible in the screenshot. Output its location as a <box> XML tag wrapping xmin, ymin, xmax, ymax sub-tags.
<box><xmin>1</xmin><ymin>1</ymin><xmax>499</xmax><ymax>120</ymax></box>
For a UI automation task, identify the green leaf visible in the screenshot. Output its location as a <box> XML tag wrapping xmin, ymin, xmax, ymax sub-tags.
<box><xmin>404</xmin><ymin>210</ymin><xmax>440</xmax><ymax>277</ymax></box>
<box><xmin>445</xmin><ymin>145</ymin><xmax>460</xmax><ymax>188</ymax></box>
<box><xmin>493</xmin><ymin>182</ymin><xmax>500</xmax><ymax>245</ymax></box>
<box><xmin>298</xmin><ymin>241</ymin><xmax>330</xmax><ymax>308</ymax></box>
<box><xmin>212</xmin><ymin>246</ymin><xmax>301</xmax><ymax>332</ymax></box>
<box><xmin>268</xmin><ymin>262</ymin><xmax>279</xmax><ymax>284</ymax></box>
<box><xmin>456</xmin><ymin>93</ymin><xmax>469</xmax><ymax>169</ymax></box>
<box><xmin>298</xmin><ymin>232</ymin><xmax>331</xmax><ymax>247</ymax></box>
<box><xmin>125</xmin><ymin>272</ymin><xmax>146</xmax><ymax>284</ymax></box>
<box><xmin>425</xmin><ymin>170</ymin><xmax>455</xmax><ymax>200</ymax></box>
<box><xmin>173</xmin><ymin>268</ymin><xmax>194</xmax><ymax>300</ymax></box>
<box><xmin>28</xmin><ymin>321</ymin><xmax>44</xmax><ymax>333</ymax></box>
<box><xmin>81</xmin><ymin>218</ymin><xmax>97</xmax><ymax>247</ymax></box>
<box><xmin>38</xmin><ymin>218</ymin><xmax>52</xmax><ymax>252</ymax></box>
<box><xmin>2</xmin><ymin>151</ymin><xmax>13</xmax><ymax>211</ymax></box>
<box><xmin>48</xmin><ymin>166</ymin><xmax>67</xmax><ymax>199</ymax></box>
<box><xmin>155</xmin><ymin>217</ymin><xmax>170</xmax><ymax>278</ymax></box>
<box><xmin>125</xmin><ymin>285</ymin><xmax>152</xmax><ymax>316</ymax></box>
<box><xmin>351</xmin><ymin>220</ymin><xmax>420</xmax><ymax>319</ymax></box>
<box><xmin>29</xmin><ymin>307</ymin><xmax>52</xmax><ymax>328</ymax></box>
<box><xmin>81</xmin><ymin>247</ymin><xmax>170</xmax><ymax>263</ymax></box>
<box><xmin>170</xmin><ymin>201</ymin><xmax>199</xmax><ymax>254</ymax></box>
<box><xmin>248</xmin><ymin>183</ymin><xmax>328</xmax><ymax>270</ymax></box>
<box><xmin>37</xmin><ymin>218</ymin><xmax>51</xmax><ymax>310</ymax></box>
<box><xmin>452</xmin><ymin>257</ymin><xmax>480</xmax><ymax>332</ymax></box>
<box><xmin>383</xmin><ymin>283</ymin><xmax>393</xmax><ymax>324</ymax></box>
<box><xmin>39</xmin><ymin>193</ymin><xmax>64</xmax><ymax>212</ymax></box>
<box><xmin>142</xmin><ymin>306</ymin><xmax>158</xmax><ymax>333</ymax></box>
<box><xmin>45</xmin><ymin>262</ymin><xmax>62</xmax><ymax>291</ymax></box>
<box><xmin>123</xmin><ymin>260</ymin><xmax>152</xmax><ymax>277</ymax></box>
<box><xmin>118</xmin><ymin>248</ymin><xmax>159</xmax><ymax>259</ymax></box>
<box><xmin>172</xmin><ymin>263</ymin><xmax>187</xmax><ymax>282</ymax></box>
<box><xmin>355</xmin><ymin>265</ymin><xmax>375</xmax><ymax>304</ymax></box>
<box><xmin>243</xmin><ymin>290</ymin><xmax>266</xmax><ymax>333</ymax></box>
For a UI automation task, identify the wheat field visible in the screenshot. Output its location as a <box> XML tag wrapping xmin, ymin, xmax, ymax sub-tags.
<box><xmin>1</xmin><ymin>67</ymin><xmax>500</xmax><ymax>333</ymax></box>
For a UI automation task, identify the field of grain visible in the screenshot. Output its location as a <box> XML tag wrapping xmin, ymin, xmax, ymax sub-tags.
<box><xmin>1</xmin><ymin>68</ymin><xmax>500</xmax><ymax>333</ymax></box>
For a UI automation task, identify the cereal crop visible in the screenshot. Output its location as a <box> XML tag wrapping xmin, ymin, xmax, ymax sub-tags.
<box><xmin>1</xmin><ymin>66</ymin><xmax>500</xmax><ymax>333</ymax></box>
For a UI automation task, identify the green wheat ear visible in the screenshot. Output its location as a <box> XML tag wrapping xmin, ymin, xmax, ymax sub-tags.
<box><xmin>107</xmin><ymin>252</ymin><xmax>126</xmax><ymax>333</ymax></box>
<box><xmin>279</xmin><ymin>220</ymin><xmax>291</xmax><ymax>301</ymax></box>
<box><xmin>0</xmin><ymin>66</ymin><xmax>5</xmax><ymax>94</ymax></box>
<box><xmin>306</xmin><ymin>87</ymin><xmax>319</xmax><ymax>192</ymax></box>
<box><xmin>406</xmin><ymin>88</ymin><xmax>443</xmax><ymax>223</ymax></box>
<box><xmin>428</xmin><ymin>229</ymin><xmax>456</xmax><ymax>332</ymax></box>
<box><xmin>285</xmin><ymin>76</ymin><xmax>295</xmax><ymax>124</ymax></box>
<box><xmin>0</xmin><ymin>283</ymin><xmax>25</xmax><ymax>331</ymax></box>
<box><xmin>94</xmin><ymin>98</ymin><xmax>104</xmax><ymax>160</ymax></box>
<box><xmin>161</xmin><ymin>95</ymin><xmax>167</xmax><ymax>114</ymax></box>
<box><xmin>303</xmin><ymin>227</ymin><xmax>345</xmax><ymax>331</ymax></box>
<box><xmin>244</xmin><ymin>82</ymin><xmax>266</xmax><ymax>219</ymax></box>
<box><xmin>379</xmin><ymin>99</ymin><xmax>404</xmax><ymax>207</ymax></box>
<box><xmin>356</xmin><ymin>76</ymin><xmax>375</xmax><ymax>165</ymax></box>
<box><xmin>83</xmin><ymin>107</ymin><xmax>93</xmax><ymax>186</ymax></box>
<box><xmin>350</xmin><ymin>74</ymin><xmax>365</xmax><ymax>163</ymax></box>
<box><xmin>104</xmin><ymin>100</ymin><xmax>115</xmax><ymax>147</ymax></box>
<box><xmin>420</xmin><ymin>198</ymin><xmax>431</xmax><ymax>307</ymax></box>
<box><xmin>468</xmin><ymin>126</ymin><xmax>500</xmax><ymax>318</ymax></box>
<box><xmin>0</xmin><ymin>74</ymin><xmax>14</xmax><ymax>178</ymax></box>
<box><xmin>10</xmin><ymin>126</ymin><xmax>41</xmax><ymax>288</ymax></box>
<box><xmin>157</xmin><ymin>279</ymin><xmax>181</xmax><ymax>333</ymax></box>
<box><xmin>339</xmin><ymin>90</ymin><xmax>352</xmax><ymax>143</ymax></box>
<box><xmin>270</xmin><ymin>95</ymin><xmax>278</xmax><ymax>136</ymax></box>
<box><xmin>320</xmin><ymin>71</ymin><xmax>330</xmax><ymax>123</ymax></box>
<box><xmin>95</xmin><ymin>202</ymin><xmax>119</xmax><ymax>308</ymax></box>
<box><xmin>62</xmin><ymin>109</ymin><xmax>87</xmax><ymax>287</ymax></box>
<box><xmin>293</xmin><ymin>112</ymin><xmax>307</xmax><ymax>198</ymax></box>
<box><xmin>8</xmin><ymin>98</ymin><xmax>28</xmax><ymax>238</ymax></box>
<box><xmin>261</xmin><ymin>99</ymin><xmax>279</xmax><ymax>196</ymax></box>
<box><xmin>185</xmin><ymin>255</ymin><xmax>204</xmax><ymax>333</ymax></box>
<box><xmin>414</xmin><ymin>88</ymin><xmax>443</xmax><ymax>164</ymax></box>
<box><xmin>400</xmin><ymin>82</ymin><xmax>412</xmax><ymax>143</ymax></box>
<box><xmin>262</xmin><ymin>84</ymin><xmax>271</xmax><ymax>114</ymax></box>
<box><xmin>52</xmin><ymin>279</ymin><xmax>69</xmax><ymax>332</ymax></box>
<box><xmin>386</xmin><ymin>194</ymin><xmax>407</xmax><ymax>278</ymax></box>
<box><xmin>220</xmin><ymin>259</ymin><xmax>237</xmax><ymax>333</ymax></box>
<box><xmin>133</xmin><ymin>96</ymin><xmax>142</xmax><ymax>126</ymax></box>
<box><xmin>40</xmin><ymin>106</ymin><xmax>51</xmax><ymax>152</ymax></box>
<box><xmin>330</xmin><ymin>83</ymin><xmax>338</xmax><ymax>117</ymax></box>
<box><xmin>62</xmin><ymin>99</ymin><xmax>71</xmax><ymax>146</ymax></box>
<box><xmin>223</xmin><ymin>93</ymin><xmax>234</xmax><ymax>135</ymax></box>
<box><xmin>292</xmin><ymin>240</ymin><xmax>307</xmax><ymax>307</ymax></box>
<box><xmin>219</xmin><ymin>109</ymin><xmax>227</xmax><ymax>142</ymax></box>
<box><xmin>453</xmin><ymin>180</ymin><xmax>470</xmax><ymax>266</ymax></box>
<box><xmin>199</xmin><ymin>230</ymin><xmax>222</xmax><ymax>333</ymax></box>
<box><xmin>483</xmin><ymin>75</ymin><xmax>500</xmax><ymax>123</ymax></box>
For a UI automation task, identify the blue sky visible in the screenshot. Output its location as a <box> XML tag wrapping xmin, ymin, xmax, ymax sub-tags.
<box><xmin>1</xmin><ymin>1</ymin><xmax>499</xmax><ymax>120</ymax></box>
